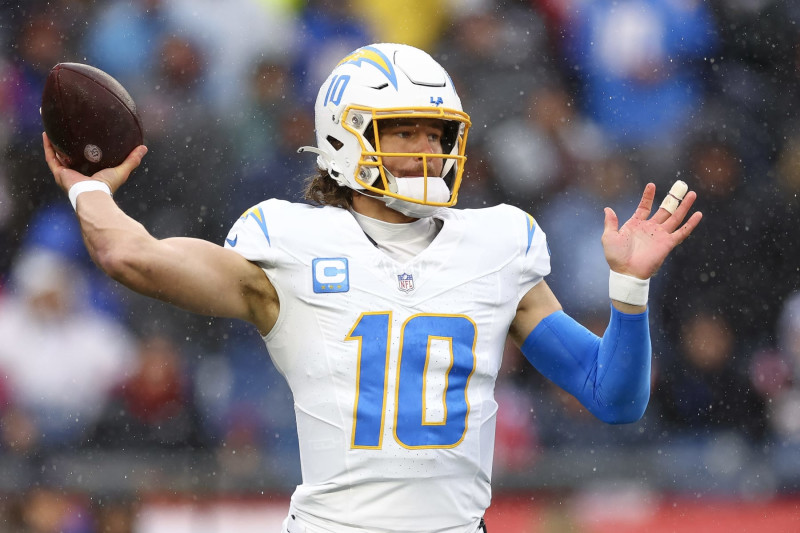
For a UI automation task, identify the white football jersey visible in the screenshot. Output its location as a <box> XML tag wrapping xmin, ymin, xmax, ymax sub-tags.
<box><xmin>224</xmin><ymin>200</ymin><xmax>550</xmax><ymax>533</ymax></box>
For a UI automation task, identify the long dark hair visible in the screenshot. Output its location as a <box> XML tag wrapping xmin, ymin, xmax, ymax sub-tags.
<box><xmin>303</xmin><ymin>169</ymin><xmax>353</xmax><ymax>209</ymax></box>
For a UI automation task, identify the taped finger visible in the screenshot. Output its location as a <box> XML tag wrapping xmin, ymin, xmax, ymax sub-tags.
<box><xmin>659</xmin><ymin>180</ymin><xmax>688</xmax><ymax>214</ymax></box>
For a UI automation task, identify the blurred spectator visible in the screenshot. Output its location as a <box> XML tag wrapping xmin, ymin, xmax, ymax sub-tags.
<box><xmin>707</xmin><ymin>0</ymin><xmax>800</xmax><ymax>154</ymax></box>
<box><xmin>657</xmin><ymin>134</ymin><xmax>778</xmax><ymax>351</ymax></box>
<box><xmin>7</xmin><ymin>12</ymin><xmax>70</xmax><ymax>140</ymax></box>
<box><xmin>0</xmin><ymin>246</ymin><xmax>135</xmax><ymax>450</ymax></box>
<box><xmin>0</xmin><ymin>3</ymin><xmax>15</xmax><ymax>49</ymax></box>
<box><xmin>82</xmin><ymin>0</ymin><xmax>170</xmax><ymax>92</ymax></box>
<box><xmin>484</xmin><ymin>81</ymin><xmax>608</xmax><ymax>207</ymax></box>
<box><xmin>655</xmin><ymin>302</ymin><xmax>768</xmax><ymax>442</ymax></box>
<box><xmin>451</xmin><ymin>143</ymin><xmax>505</xmax><ymax>210</ymax></box>
<box><xmin>230</xmin><ymin>58</ymin><xmax>293</xmax><ymax>172</ymax></box>
<box><xmin>436</xmin><ymin>5</ymin><xmax>552</xmax><ymax>147</ymax></box>
<box><xmin>165</xmin><ymin>0</ymin><xmax>298</xmax><ymax>113</ymax></box>
<box><xmin>354</xmin><ymin>0</ymin><xmax>451</xmax><ymax>51</ymax></box>
<box><xmin>230</xmin><ymin>60</ymin><xmax>312</xmax><ymax>209</ymax></box>
<box><xmin>1</xmin><ymin>487</ymin><xmax>123</xmax><ymax>533</ymax></box>
<box><xmin>92</xmin><ymin>497</ymin><xmax>139</xmax><ymax>533</ymax></box>
<box><xmin>292</xmin><ymin>0</ymin><xmax>375</xmax><ymax>104</ymax></box>
<box><xmin>776</xmin><ymin>290</ymin><xmax>800</xmax><ymax>416</ymax></box>
<box><xmin>263</xmin><ymin>106</ymin><xmax>317</xmax><ymax>199</ymax></box>
<box><xmin>3</xmin><ymin>12</ymin><xmax>73</xmax><ymax>276</ymax></box>
<box><xmin>0</xmin><ymin>166</ymin><xmax>12</xmax><ymax>274</ymax></box>
<box><xmin>118</xmin><ymin>34</ymin><xmax>236</xmax><ymax>244</ymax></box>
<box><xmin>195</xmin><ymin>321</ymin><xmax>299</xmax><ymax>481</ymax></box>
<box><xmin>18</xmin><ymin>487</ymin><xmax>92</xmax><ymax>533</ymax></box>
<box><xmin>0</xmin><ymin>56</ymin><xmax>14</xmax><ymax>150</ymax></box>
<box><xmin>559</xmin><ymin>0</ymin><xmax>717</xmax><ymax>182</ymax></box>
<box><xmin>769</xmin><ymin>131</ymin><xmax>800</xmax><ymax>305</ymax></box>
<box><xmin>531</xmin><ymin>0</ymin><xmax>577</xmax><ymax>39</ymax></box>
<box><xmin>88</xmin><ymin>334</ymin><xmax>208</xmax><ymax>450</ymax></box>
<box><xmin>750</xmin><ymin>292</ymin><xmax>800</xmax><ymax>444</ymax></box>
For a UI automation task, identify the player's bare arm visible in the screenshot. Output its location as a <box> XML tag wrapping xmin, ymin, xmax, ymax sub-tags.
<box><xmin>508</xmin><ymin>280</ymin><xmax>561</xmax><ymax>346</ymax></box>
<box><xmin>43</xmin><ymin>133</ymin><xmax>279</xmax><ymax>335</ymax></box>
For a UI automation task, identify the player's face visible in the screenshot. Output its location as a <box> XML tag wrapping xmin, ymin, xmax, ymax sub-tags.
<box><xmin>377</xmin><ymin>118</ymin><xmax>445</xmax><ymax>178</ymax></box>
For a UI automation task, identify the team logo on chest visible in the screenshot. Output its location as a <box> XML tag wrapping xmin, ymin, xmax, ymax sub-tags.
<box><xmin>397</xmin><ymin>272</ymin><xmax>415</xmax><ymax>293</ymax></box>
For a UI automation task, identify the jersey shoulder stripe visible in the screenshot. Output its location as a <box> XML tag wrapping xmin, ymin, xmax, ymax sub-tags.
<box><xmin>223</xmin><ymin>200</ymin><xmax>358</xmax><ymax>266</ymax></box>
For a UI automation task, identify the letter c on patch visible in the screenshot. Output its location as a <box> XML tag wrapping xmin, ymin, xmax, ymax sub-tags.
<box><xmin>312</xmin><ymin>258</ymin><xmax>350</xmax><ymax>293</ymax></box>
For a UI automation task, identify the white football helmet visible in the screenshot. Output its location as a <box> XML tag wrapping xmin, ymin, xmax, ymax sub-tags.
<box><xmin>299</xmin><ymin>43</ymin><xmax>471</xmax><ymax>216</ymax></box>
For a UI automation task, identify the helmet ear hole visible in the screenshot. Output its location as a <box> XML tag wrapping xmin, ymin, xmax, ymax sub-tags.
<box><xmin>326</xmin><ymin>135</ymin><xmax>344</xmax><ymax>151</ymax></box>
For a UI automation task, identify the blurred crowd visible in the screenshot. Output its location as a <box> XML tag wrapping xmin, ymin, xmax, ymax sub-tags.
<box><xmin>1</xmin><ymin>0</ymin><xmax>800</xmax><ymax>530</ymax></box>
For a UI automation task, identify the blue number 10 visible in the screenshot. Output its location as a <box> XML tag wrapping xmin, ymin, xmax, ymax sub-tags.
<box><xmin>324</xmin><ymin>74</ymin><xmax>350</xmax><ymax>106</ymax></box>
<box><xmin>345</xmin><ymin>313</ymin><xmax>477</xmax><ymax>450</ymax></box>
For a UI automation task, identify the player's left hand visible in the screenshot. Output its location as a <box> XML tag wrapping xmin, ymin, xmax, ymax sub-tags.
<box><xmin>601</xmin><ymin>182</ymin><xmax>702</xmax><ymax>279</ymax></box>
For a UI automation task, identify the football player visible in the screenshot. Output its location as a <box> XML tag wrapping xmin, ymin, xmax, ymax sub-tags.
<box><xmin>44</xmin><ymin>43</ymin><xmax>701</xmax><ymax>533</ymax></box>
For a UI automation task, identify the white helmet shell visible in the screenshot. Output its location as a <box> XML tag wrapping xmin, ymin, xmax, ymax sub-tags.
<box><xmin>301</xmin><ymin>43</ymin><xmax>471</xmax><ymax>212</ymax></box>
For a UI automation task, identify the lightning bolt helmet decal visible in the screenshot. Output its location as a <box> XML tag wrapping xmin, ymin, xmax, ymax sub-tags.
<box><xmin>337</xmin><ymin>45</ymin><xmax>398</xmax><ymax>89</ymax></box>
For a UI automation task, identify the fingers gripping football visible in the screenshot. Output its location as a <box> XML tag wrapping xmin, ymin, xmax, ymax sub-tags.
<box><xmin>92</xmin><ymin>145</ymin><xmax>149</xmax><ymax>192</ymax></box>
<box><xmin>43</xmin><ymin>132</ymin><xmax>147</xmax><ymax>196</ymax></box>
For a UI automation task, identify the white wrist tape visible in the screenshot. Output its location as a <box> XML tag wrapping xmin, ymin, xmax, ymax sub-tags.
<box><xmin>609</xmin><ymin>270</ymin><xmax>650</xmax><ymax>306</ymax></box>
<box><xmin>68</xmin><ymin>181</ymin><xmax>112</xmax><ymax>210</ymax></box>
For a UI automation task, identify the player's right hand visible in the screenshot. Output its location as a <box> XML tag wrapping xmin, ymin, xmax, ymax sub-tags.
<box><xmin>43</xmin><ymin>132</ymin><xmax>148</xmax><ymax>194</ymax></box>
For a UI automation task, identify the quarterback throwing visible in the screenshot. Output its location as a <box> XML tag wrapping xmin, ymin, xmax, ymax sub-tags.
<box><xmin>44</xmin><ymin>43</ymin><xmax>701</xmax><ymax>533</ymax></box>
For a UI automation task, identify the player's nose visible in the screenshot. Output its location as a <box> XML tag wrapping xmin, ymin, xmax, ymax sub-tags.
<box><xmin>411</xmin><ymin>134</ymin><xmax>437</xmax><ymax>157</ymax></box>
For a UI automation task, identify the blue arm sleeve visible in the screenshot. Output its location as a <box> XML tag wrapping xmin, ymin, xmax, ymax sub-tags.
<box><xmin>520</xmin><ymin>306</ymin><xmax>651</xmax><ymax>424</ymax></box>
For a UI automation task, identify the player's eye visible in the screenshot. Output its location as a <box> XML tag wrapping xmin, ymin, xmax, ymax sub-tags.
<box><xmin>392</xmin><ymin>129</ymin><xmax>415</xmax><ymax>140</ymax></box>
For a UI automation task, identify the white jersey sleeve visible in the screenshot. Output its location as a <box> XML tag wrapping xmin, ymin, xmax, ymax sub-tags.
<box><xmin>223</xmin><ymin>198</ymin><xmax>297</xmax><ymax>267</ymax></box>
<box><xmin>223</xmin><ymin>201</ymin><xmax>550</xmax><ymax>533</ymax></box>
<box><xmin>511</xmin><ymin>206</ymin><xmax>551</xmax><ymax>298</ymax></box>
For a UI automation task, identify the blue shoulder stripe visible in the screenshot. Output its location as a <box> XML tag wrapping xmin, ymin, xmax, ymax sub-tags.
<box><xmin>240</xmin><ymin>207</ymin><xmax>271</xmax><ymax>246</ymax></box>
<box><xmin>525</xmin><ymin>213</ymin><xmax>536</xmax><ymax>255</ymax></box>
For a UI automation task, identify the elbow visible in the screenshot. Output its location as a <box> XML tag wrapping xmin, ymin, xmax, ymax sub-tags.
<box><xmin>592</xmin><ymin>390</ymin><xmax>650</xmax><ymax>425</ymax></box>
<box><xmin>598</xmin><ymin>402</ymin><xmax>648</xmax><ymax>425</ymax></box>
<box><xmin>594</xmin><ymin>398</ymin><xmax>648</xmax><ymax>425</ymax></box>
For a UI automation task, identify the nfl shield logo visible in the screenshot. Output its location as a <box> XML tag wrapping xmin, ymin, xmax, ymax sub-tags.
<box><xmin>397</xmin><ymin>273</ymin><xmax>415</xmax><ymax>293</ymax></box>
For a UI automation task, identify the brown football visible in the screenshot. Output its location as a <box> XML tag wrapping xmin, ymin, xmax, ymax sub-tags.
<box><xmin>41</xmin><ymin>63</ymin><xmax>144</xmax><ymax>175</ymax></box>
